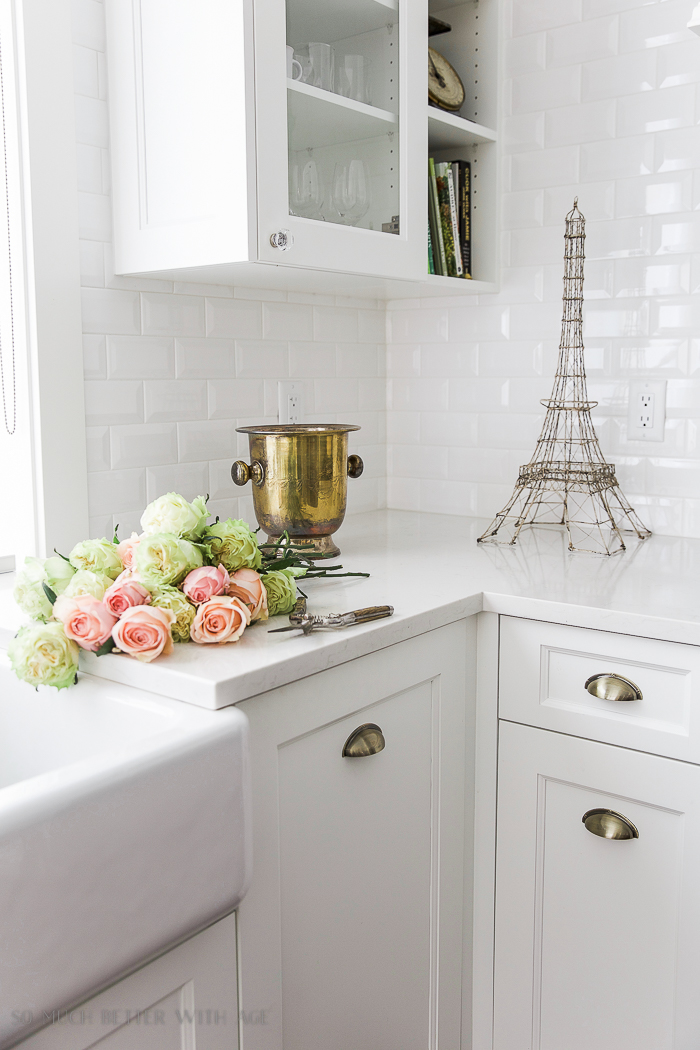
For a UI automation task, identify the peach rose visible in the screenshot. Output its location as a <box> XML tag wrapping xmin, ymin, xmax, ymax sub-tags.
<box><xmin>116</xmin><ymin>532</ymin><xmax>142</xmax><ymax>571</ymax></box>
<box><xmin>181</xmin><ymin>564</ymin><xmax>229</xmax><ymax>605</ymax></box>
<box><xmin>53</xmin><ymin>594</ymin><xmax>118</xmax><ymax>652</ymax></box>
<box><xmin>112</xmin><ymin>605</ymin><xmax>175</xmax><ymax>663</ymax></box>
<box><xmin>190</xmin><ymin>595</ymin><xmax>251</xmax><ymax>645</ymax></box>
<box><xmin>104</xmin><ymin>578</ymin><xmax>152</xmax><ymax>617</ymax></box>
<box><xmin>227</xmin><ymin>568</ymin><xmax>268</xmax><ymax>622</ymax></box>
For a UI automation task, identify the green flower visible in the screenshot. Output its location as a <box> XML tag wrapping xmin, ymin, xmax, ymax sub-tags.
<box><xmin>43</xmin><ymin>556</ymin><xmax>76</xmax><ymax>596</ymax></box>
<box><xmin>135</xmin><ymin>532</ymin><xmax>203</xmax><ymax>587</ymax></box>
<box><xmin>203</xmin><ymin>518</ymin><xmax>261</xmax><ymax>573</ymax></box>
<box><xmin>9</xmin><ymin>621</ymin><xmax>80</xmax><ymax>690</ymax></box>
<box><xmin>150</xmin><ymin>586</ymin><xmax>197</xmax><ymax>642</ymax></box>
<box><xmin>13</xmin><ymin>558</ymin><xmax>53</xmax><ymax>621</ymax></box>
<box><xmin>140</xmin><ymin>492</ymin><xmax>209</xmax><ymax>540</ymax></box>
<box><xmin>62</xmin><ymin>569</ymin><xmax>112</xmax><ymax>601</ymax></box>
<box><xmin>69</xmin><ymin>538</ymin><xmax>122</xmax><ymax>580</ymax></box>
<box><xmin>263</xmin><ymin>568</ymin><xmax>297</xmax><ymax>616</ymax></box>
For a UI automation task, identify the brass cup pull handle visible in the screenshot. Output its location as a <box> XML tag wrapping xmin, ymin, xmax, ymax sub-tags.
<box><xmin>582</xmin><ymin>808</ymin><xmax>639</xmax><ymax>840</ymax></box>
<box><xmin>231</xmin><ymin>460</ymin><xmax>265</xmax><ymax>487</ymax></box>
<box><xmin>342</xmin><ymin>723</ymin><xmax>385</xmax><ymax>758</ymax></box>
<box><xmin>585</xmin><ymin>672</ymin><xmax>643</xmax><ymax>702</ymax></box>
<box><xmin>347</xmin><ymin>454</ymin><xmax>364</xmax><ymax>479</ymax></box>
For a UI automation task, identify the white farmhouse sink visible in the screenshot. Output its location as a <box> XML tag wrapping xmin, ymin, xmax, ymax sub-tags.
<box><xmin>0</xmin><ymin>653</ymin><xmax>250</xmax><ymax>1048</ymax></box>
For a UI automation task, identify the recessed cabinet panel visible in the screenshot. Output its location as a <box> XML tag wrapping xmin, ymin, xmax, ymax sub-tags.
<box><xmin>278</xmin><ymin>683</ymin><xmax>432</xmax><ymax>1049</ymax></box>
<box><xmin>494</xmin><ymin>722</ymin><xmax>700</xmax><ymax>1050</ymax></box>
<box><xmin>499</xmin><ymin>616</ymin><xmax>700</xmax><ymax>762</ymax></box>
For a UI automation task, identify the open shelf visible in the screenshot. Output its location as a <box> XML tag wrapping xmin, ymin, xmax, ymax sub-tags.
<box><xmin>428</xmin><ymin>107</ymin><xmax>497</xmax><ymax>151</ymax></box>
<box><xmin>287</xmin><ymin>0</ymin><xmax>398</xmax><ymax>47</ymax></box>
<box><xmin>287</xmin><ymin>80</ymin><xmax>396</xmax><ymax>149</ymax></box>
<box><xmin>422</xmin><ymin>273</ymin><xmax>496</xmax><ymax>295</ymax></box>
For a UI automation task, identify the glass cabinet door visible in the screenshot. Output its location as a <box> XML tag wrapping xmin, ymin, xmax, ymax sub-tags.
<box><xmin>254</xmin><ymin>0</ymin><xmax>426</xmax><ymax>281</ymax></box>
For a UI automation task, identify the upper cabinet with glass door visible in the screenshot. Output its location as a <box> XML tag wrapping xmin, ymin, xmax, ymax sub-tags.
<box><xmin>104</xmin><ymin>0</ymin><xmax>498</xmax><ymax>298</ymax></box>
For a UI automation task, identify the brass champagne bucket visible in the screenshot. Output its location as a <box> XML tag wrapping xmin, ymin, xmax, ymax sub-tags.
<box><xmin>231</xmin><ymin>424</ymin><xmax>364</xmax><ymax>557</ymax></box>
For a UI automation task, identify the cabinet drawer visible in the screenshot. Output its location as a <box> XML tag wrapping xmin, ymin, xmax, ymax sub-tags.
<box><xmin>499</xmin><ymin>616</ymin><xmax>700</xmax><ymax>762</ymax></box>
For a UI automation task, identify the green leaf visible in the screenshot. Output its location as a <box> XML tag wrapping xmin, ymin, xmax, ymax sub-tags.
<box><xmin>95</xmin><ymin>636</ymin><xmax>117</xmax><ymax>657</ymax></box>
<box><xmin>113</xmin><ymin>524</ymin><xmax>120</xmax><ymax>544</ymax></box>
<box><xmin>41</xmin><ymin>582</ymin><xmax>57</xmax><ymax>606</ymax></box>
<box><xmin>53</xmin><ymin>549</ymin><xmax>71</xmax><ymax>563</ymax></box>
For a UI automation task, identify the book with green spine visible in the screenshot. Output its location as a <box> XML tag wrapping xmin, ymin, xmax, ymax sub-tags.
<box><xmin>427</xmin><ymin>220</ymin><xmax>435</xmax><ymax>274</ymax></box>
<box><xmin>435</xmin><ymin>162</ymin><xmax>457</xmax><ymax>278</ymax></box>
<box><xmin>455</xmin><ymin>160</ymin><xmax>471</xmax><ymax>278</ymax></box>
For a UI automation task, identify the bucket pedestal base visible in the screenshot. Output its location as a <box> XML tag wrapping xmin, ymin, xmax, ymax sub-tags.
<box><xmin>266</xmin><ymin>533</ymin><xmax>341</xmax><ymax>559</ymax></box>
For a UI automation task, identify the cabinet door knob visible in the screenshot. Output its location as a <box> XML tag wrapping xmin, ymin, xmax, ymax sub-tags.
<box><xmin>342</xmin><ymin>723</ymin><xmax>385</xmax><ymax>758</ymax></box>
<box><xmin>585</xmin><ymin>672</ymin><xmax>643</xmax><ymax>702</ymax></box>
<box><xmin>582</xmin><ymin>808</ymin><xmax>639</xmax><ymax>840</ymax></box>
<box><xmin>347</xmin><ymin>454</ymin><xmax>364</xmax><ymax>479</ymax></box>
<box><xmin>231</xmin><ymin>460</ymin><xmax>265</xmax><ymax>487</ymax></box>
<box><xmin>270</xmin><ymin>229</ymin><xmax>293</xmax><ymax>250</ymax></box>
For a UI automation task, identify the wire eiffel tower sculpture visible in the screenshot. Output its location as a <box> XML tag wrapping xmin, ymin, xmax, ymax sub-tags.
<box><xmin>478</xmin><ymin>199</ymin><xmax>651</xmax><ymax>555</ymax></box>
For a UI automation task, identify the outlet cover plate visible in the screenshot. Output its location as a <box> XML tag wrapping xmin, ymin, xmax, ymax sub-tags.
<box><xmin>278</xmin><ymin>381</ymin><xmax>304</xmax><ymax>425</ymax></box>
<box><xmin>627</xmin><ymin>379</ymin><xmax>666</xmax><ymax>442</ymax></box>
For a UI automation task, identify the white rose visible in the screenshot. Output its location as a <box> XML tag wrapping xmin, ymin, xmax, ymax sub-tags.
<box><xmin>62</xmin><ymin>569</ymin><xmax>112</xmax><ymax>600</ymax></box>
<box><xmin>13</xmin><ymin>558</ymin><xmax>52</xmax><ymax>621</ymax></box>
<box><xmin>140</xmin><ymin>493</ymin><xmax>208</xmax><ymax>540</ymax></box>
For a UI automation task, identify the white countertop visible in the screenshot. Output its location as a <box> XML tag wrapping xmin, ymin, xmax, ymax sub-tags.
<box><xmin>2</xmin><ymin>509</ymin><xmax>700</xmax><ymax>709</ymax></box>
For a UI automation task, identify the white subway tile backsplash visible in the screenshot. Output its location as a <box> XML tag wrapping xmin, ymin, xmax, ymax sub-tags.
<box><xmin>84</xmin><ymin>380</ymin><xmax>143</xmax><ymax>426</ymax></box>
<box><xmin>144</xmin><ymin>380</ymin><xmax>208</xmax><ymax>423</ymax></box>
<box><xmin>618</xmin><ymin>0</ymin><xmax>692</xmax><ymax>53</ymax></box>
<box><xmin>83</xmin><ymin>334</ymin><xmax>107</xmax><ymax>379</ymax></box>
<box><xmin>208</xmin><ymin>379</ymin><xmax>265</xmax><ymax>420</ymax></box>
<box><xmin>512</xmin><ymin>0</ymin><xmax>582</xmax><ymax>36</ymax></box>
<box><xmin>236</xmin><ymin>340</ymin><xmax>288</xmax><ymax>378</ymax></box>
<box><xmin>176</xmin><ymin>338</ymin><xmax>236</xmax><ymax>379</ymax></box>
<box><xmin>74</xmin><ymin>94</ymin><xmax>109</xmax><ymax>148</ymax></box>
<box><xmin>147</xmin><ymin>463</ymin><xmax>209</xmax><ymax>503</ymax></box>
<box><xmin>82</xmin><ymin>288</ymin><xmax>140</xmax><ymax>334</ymax></box>
<box><xmin>110</xmin><ymin>424</ymin><xmax>179</xmax><ymax>469</ymax></box>
<box><xmin>289</xmin><ymin>342</ymin><xmax>336</xmax><ymax>378</ymax></box>
<box><xmin>314</xmin><ymin>307</ymin><xmax>358</xmax><ymax>343</ymax></box>
<box><xmin>504</xmin><ymin>33</ymin><xmax>547</xmax><ymax>77</ymax></box>
<box><xmin>511</xmin><ymin>147</ymin><xmax>580</xmax><ymax>191</ymax></box>
<box><xmin>108</xmin><ymin>336</ymin><xmax>175</xmax><ymax>379</ymax></box>
<box><xmin>263</xmin><ymin>302</ymin><xmax>314</xmax><ymax>341</ymax></box>
<box><xmin>142</xmin><ymin>293</ymin><xmax>205</xmax><ymax>337</ymax></box>
<box><xmin>80</xmin><ymin>239</ymin><xmax>104</xmax><ymax>287</ymax></box>
<box><xmin>546</xmin><ymin>15</ymin><xmax>619</xmax><ymax>68</ymax></box>
<box><xmin>617</xmin><ymin>85</ymin><xmax>695</xmax><ymax>137</ymax></box>
<box><xmin>86</xmin><ymin>426</ymin><xmax>110</xmax><ymax>472</ymax></box>
<box><xmin>510</xmin><ymin>67</ymin><xmax>581</xmax><ymax>115</ymax></box>
<box><xmin>178</xmin><ymin>420</ymin><xmax>239</xmax><ymax>463</ymax></box>
<box><xmin>76</xmin><ymin>143</ymin><xmax>103</xmax><ymax>194</ymax></box>
<box><xmin>72</xmin><ymin>0</ymin><xmax>106</xmax><ymax>52</ymax></box>
<box><xmin>545</xmin><ymin>100</ymin><xmax>616</xmax><ymax>148</ymax></box>
<box><xmin>88</xmin><ymin>469</ymin><xmax>147</xmax><ymax>519</ymax></box>
<box><xmin>336</xmin><ymin>344</ymin><xmax>382</xmax><ymax>378</ymax></box>
<box><xmin>205</xmin><ymin>297</ymin><xmax>262</xmax><ymax>339</ymax></box>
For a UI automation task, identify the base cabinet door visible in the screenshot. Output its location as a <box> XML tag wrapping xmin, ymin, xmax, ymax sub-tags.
<box><xmin>494</xmin><ymin>721</ymin><xmax>700</xmax><ymax>1050</ymax></box>
<box><xmin>16</xmin><ymin>915</ymin><xmax>238</xmax><ymax>1050</ymax></box>
<box><xmin>237</xmin><ymin>621</ymin><xmax>472</xmax><ymax>1050</ymax></box>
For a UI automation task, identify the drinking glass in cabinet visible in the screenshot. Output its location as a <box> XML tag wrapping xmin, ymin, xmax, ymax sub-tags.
<box><xmin>331</xmin><ymin>160</ymin><xmax>371</xmax><ymax>226</ymax></box>
<box><xmin>336</xmin><ymin>54</ymin><xmax>372</xmax><ymax>105</ymax></box>
<box><xmin>295</xmin><ymin>43</ymin><xmax>335</xmax><ymax>92</ymax></box>
<box><xmin>286</xmin><ymin>45</ymin><xmax>303</xmax><ymax>81</ymax></box>
<box><xmin>289</xmin><ymin>156</ymin><xmax>325</xmax><ymax>219</ymax></box>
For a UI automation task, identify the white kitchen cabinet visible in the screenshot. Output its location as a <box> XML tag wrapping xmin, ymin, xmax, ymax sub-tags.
<box><xmin>103</xmin><ymin>0</ymin><xmax>499</xmax><ymax>296</ymax></box>
<box><xmin>236</xmin><ymin>619</ymin><xmax>474</xmax><ymax>1050</ymax></box>
<box><xmin>493</xmin><ymin>720</ymin><xmax>700</xmax><ymax>1050</ymax></box>
<box><xmin>16</xmin><ymin>915</ymin><xmax>238</xmax><ymax>1050</ymax></box>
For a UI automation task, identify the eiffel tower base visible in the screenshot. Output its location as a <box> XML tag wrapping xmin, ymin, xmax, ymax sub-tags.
<box><xmin>478</xmin><ymin>471</ymin><xmax>651</xmax><ymax>556</ymax></box>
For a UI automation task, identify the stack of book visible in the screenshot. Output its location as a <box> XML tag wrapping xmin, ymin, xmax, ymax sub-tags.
<box><xmin>428</xmin><ymin>158</ymin><xmax>471</xmax><ymax>279</ymax></box>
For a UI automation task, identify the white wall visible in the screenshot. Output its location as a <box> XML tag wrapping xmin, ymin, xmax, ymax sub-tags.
<box><xmin>72</xmin><ymin>0</ymin><xmax>386</xmax><ymax>540</ymax></box>
<box><xmin>387</xmin><ymin>0</ymin><xmax>700</xmax><ymax>538</ymax></box>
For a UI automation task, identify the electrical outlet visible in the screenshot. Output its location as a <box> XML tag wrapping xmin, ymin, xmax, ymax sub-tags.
<box><xmin>626</xmin><ymin>379</ymin><xmax>666</xmax><ymax>442</ymax></box>
<box><xmin>278</xmin><ymin>381</ymin><xmax>304</xmax><ymax>425</ymax></box>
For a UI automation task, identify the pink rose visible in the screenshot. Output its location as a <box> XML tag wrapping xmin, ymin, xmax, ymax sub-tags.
<box><xmin>53</xmin><ymin>594</ymin><xmax>118</xmax><ymax>652</ymax></box>
<box><xmin>116</xmin><ymin>532</ymin><xmax>142</xmax><ymax>571</ymax></box>
<box><xmin>182</xmin><ymin>564</ymin><xmax>229</xmax><ymax>605</ymax></box>
<box><xmin>104</xmin><ymin>578</ymin><xmax>151</xmax><ymax>617</ymax></box>
<box><xmin>112</xmin><ymin>605</ymin><xmax>175</xmax><ymax>663</ymax></box>
<box><xmin>227</xmin><ymin>568</ymin><xmax>268</xmax><ymax>622</ymax></box>
<box><xmin>190</xmin><ymin>595</ymin><xmax>251</xmax><ymax>645</ymax></box>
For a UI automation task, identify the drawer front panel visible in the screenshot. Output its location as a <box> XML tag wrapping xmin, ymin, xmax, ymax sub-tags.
<box><xmin>499</xmin><ymin>616</ymin><xmax>700</xmax><ymax>761</ymax></box>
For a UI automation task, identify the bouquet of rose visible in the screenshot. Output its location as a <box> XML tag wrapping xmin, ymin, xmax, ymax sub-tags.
<box><xmin>8</xmin><ymin>492</ymin><xmax>368</xmax><ymax>691</ymax></box>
